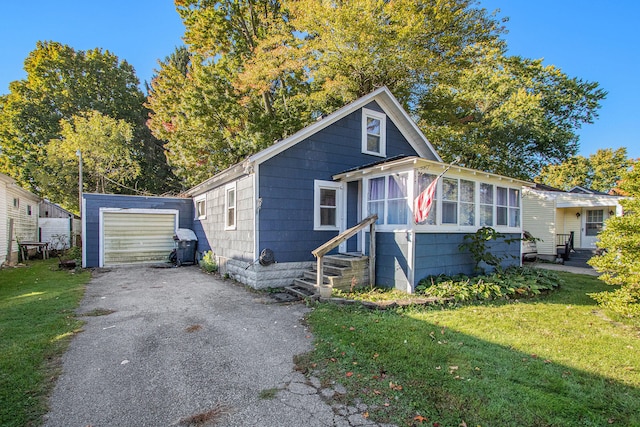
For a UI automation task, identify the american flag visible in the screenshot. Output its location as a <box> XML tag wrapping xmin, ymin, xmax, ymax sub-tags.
<box><xmin>414</xmin><ymin>178</ymin><xmax>438</xmax><ymax>223</ymax></box>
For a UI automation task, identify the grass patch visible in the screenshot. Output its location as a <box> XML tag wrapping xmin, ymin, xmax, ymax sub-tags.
<box><xmin>305</xmin><ymin>271</ymin><xmax>640</xmax><ymax>426</ymax></box>
<box><xmin>258</xmin><ymin>387</ymin><xmax>279</xmax><ymax>399</ymax></box>
<box><xmin>0</xmin><ymin>259</ymin><xmax>90</xmax><ymax>426</ymax></box>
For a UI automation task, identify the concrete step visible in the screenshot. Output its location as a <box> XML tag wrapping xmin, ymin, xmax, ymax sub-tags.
<box><xmin>293</xmin><ymin>277</ymin><xmax>320</xmax><ymax>292</ymax></box>
<box><xmin>285</xmin><ymin>284</ymin><xmax>316</xmax><ymax>299</ymax></box>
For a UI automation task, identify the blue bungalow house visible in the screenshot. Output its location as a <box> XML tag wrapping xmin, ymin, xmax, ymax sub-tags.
<box><xmin>82</xmin><ymin>87</ymin><xmax>529</xmax><ymax>293</ymax></box>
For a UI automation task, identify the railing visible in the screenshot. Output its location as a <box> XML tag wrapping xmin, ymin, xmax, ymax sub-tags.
<box><xmin>311</xmin><ymin>214</ymin><xmax>378</xmax><ymax>291</ymax></box>
<box><xmin>556</xmin><ymin>231</ymin><xmax>575</xmax><ymax>260</ymax></box>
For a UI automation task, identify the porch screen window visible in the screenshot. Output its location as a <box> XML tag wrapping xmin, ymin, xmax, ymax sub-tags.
<box><xmin>387</xmin><ymin>174</ymin><xmax>408</xmax><ymax>224</ymax></box>
<box><xmin>479</xmin><ymin>183</ymin><xmax>493</xmax><ymax>226</ymax></box>
<box><xmin>460</xmin><ymin>180</ymin><xmax>475</xmax><ymax>226</ymax></box>
<box><xmin>442</xmin><ymin>178</ymin><xmax>458</xmax><ymax>224</ymax></box>
<box><xmin>368</xmin><ymin>177</ymin><xmax>385</xmax><ymax>224</ymax></box>
<box><xmin>496</xmin><ymin>187</ymin><xmax>508</xmax><ymax>226</ymax></box>
<box><xmin>367</xmin><ymin>173</ymin><xmax>408</xmax><ymax>225</ymax></box>
<box><xmin>416</xmin><ymin>173</ymin><xmax>437</xmax><ymax>225</ymax></box>
<box><xmin>361</xmin><ymin>109</ymin><xmax>386</xmax><ymax>157</ymax></box>
<box><xmin>508</xmin><ymin>188</ymin><xmax>520</xmax><ymax>227</ymax></box>
<box><xmin>225</xmin><ymin>184</ymin><xmax>236</xmax><ymax>230</ymax></box>
<box><xmin>586</xmin><ymin>209</ymin><xmax>604</xmax><ymax>236</ymax></box>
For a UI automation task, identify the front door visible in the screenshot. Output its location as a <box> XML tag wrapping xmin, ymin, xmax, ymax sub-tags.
<box><xmin>582</xmin><ymin>208</ymin><xmax>604</xmax><ymax>248</ymax></box>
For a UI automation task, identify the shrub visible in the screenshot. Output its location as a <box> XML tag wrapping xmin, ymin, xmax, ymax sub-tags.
<box><xmin>199</xmin><ymin>250</ymin><xmax>218</xmax><ymax>273</ymax></box>
<box><xmin>458</xmin><ymin>226</ymin><xmax>517</xmax><ymax>273</ymax></box>
<box><xmin>416</xmin><ymin>266</ymin><xmax>561</xmax><ymax>303</ymax></box>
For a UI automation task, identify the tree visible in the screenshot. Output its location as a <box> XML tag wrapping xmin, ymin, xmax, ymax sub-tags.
<box><xmin>536</xmin><ymin>147</ymin><xmax>633</xmax><ymax>192</ymax></box>
<box><xmin>146</xmin><ymin>1</ymin><xmax>312</xmax><ymax>186</ymax></box>
<box><xmin>419</xmin><ymin>52</ymin><xmax>606</xmax><ymax>180</ymax></box>
<box><xmin>149</xmin><ymin>1</ymin><xmax>605</xmax><ymax>184</ymax></box>
<box><xmin>0</xmin><ymin>41</ymin><xmax>177</xmax><ymax>210</ymax></box>
<box><xmin>44</xmin><ymin>111</ymin><xmax>141</xmax><ymax>211</ymax></box>
<box><xmin>589</xmin><ymin>163</ymin><xmax>640</xmax><ymax>318</ymax></box>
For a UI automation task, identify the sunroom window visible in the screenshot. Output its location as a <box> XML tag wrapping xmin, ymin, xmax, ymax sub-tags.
<box><xmin>442</xmin><ymin>178</ymin><xmax>458</xmax><ymax>224</ymax></box>
<box><xmin>415</xmin><ymin>173</ymin><xmax>437</xmax><ymax>225</ymax></box>
<box><xmin>508</xmin><ymin>188</ymin><xmax>520</xmax><ymax>227</ymax></box>
<box><xmin>367</xmin><ymin>173</ymin><xmax>408</xmax><ymax>225</ymax></box>
<box><xmin>479</xmin><ymin>183</ymin><xmax>493</xmax><ymax>226</ymax></box>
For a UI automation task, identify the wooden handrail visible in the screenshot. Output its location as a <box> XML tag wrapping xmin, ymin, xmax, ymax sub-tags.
<box><xmin>312</xmin><ymin>214</ymin><xmax>378</xmax><ymax>291</ymax></box>
<box><xmin>312</xmin><ymin>214</ymin><xmax>378</xmax><ymax>258</ymax></box>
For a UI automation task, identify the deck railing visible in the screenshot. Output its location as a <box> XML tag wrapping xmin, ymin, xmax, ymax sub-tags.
<box><xmin>311</xmin><ymin>214</ymin><xmax>378</xmax><ymax>291</ymax></box>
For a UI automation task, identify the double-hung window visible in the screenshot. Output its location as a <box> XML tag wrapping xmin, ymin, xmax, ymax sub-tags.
<box><xmin>459</xmin><ymin>179</ymin><xmax>475</xmax><ymax>226</ymax></box>
<box><xmin>508</xmin><ymin>188</ymin><xmax>520</xmax><ymax>227</ymax></box>
<box><xmin>496</xmin><ymin>187</ymin><xmax>508</xmax><ymax>226</ymax></box>
<box><xmin>367</xmin><ymin>173</ymin><xmax>409</xmax><ymax>226</ymax></box>
<box><xmin>361</xmin><ymin>108</ymin><xmax>386</xmax><ymax>157</ymax></box>
<box><xmin>194</xmin><ymin>195</ymin><xmax>206</xmax><ymax>220</ymax></box>
<box><xmin>225</xmin><ymin>183</ymin><xmax>236</xmax><ymax>230</ymax></box>
<box><xmin>314</xmin><ymin>180</ymin><xmax>342</xmax><ymax>230</ymax></box>
<box><xmin>442</xmin><ymin>178</ymin><xmax>458</xmax><ymax>224</ymax></box>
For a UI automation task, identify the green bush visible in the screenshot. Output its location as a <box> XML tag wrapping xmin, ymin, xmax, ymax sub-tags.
<box><xmin>416</xmin><ymin>266</ymin><xmax>561</xmax><ymax>303</ymax></box>
<box><xmin>589</xmin><ymin>164</ymin><xmax>640</xmax><ymax>317</ymax></box>
<box><xmin>199</xmin><ymin>250</ymin><xmax>218</xmax><ymax>273</ymax></box>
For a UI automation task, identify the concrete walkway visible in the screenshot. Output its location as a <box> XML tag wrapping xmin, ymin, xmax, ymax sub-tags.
<box><xmin>44</xmin><ymin>266</ymin><xmax>393</xmax><ymax>427</ymax></box>
<box><xmin>529</xmin><ymin>262</ymin><xmax>600</xmax><ymax>276</ymax></box>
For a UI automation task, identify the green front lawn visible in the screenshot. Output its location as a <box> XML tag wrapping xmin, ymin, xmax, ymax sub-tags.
<box><xmin>0</xmin><ymin>260</ymin><xmax>90</xmax><ymax>427</ymax></box>
<box><xmin>305</xmin><ymin>272</ymin><xmax>640</xmax><ymax>426</ymax></box>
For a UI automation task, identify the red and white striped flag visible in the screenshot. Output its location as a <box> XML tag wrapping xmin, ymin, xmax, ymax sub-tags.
<box><xmin>414</xmin><ymin>178</ymin><xmax>438</xmax><ymax>223</ymax></box>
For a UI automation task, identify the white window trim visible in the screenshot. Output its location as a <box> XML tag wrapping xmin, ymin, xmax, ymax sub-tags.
<box><xmin>361</xmin><ymin>108</ymin><xmax>387</xmax><ymax>157</ymax></box>
<box><xmin>364</xmin><ymin>173</ymin><xmax>411</xmax><ymax>232</ymax></box>
<box><xmin>194</xmin><ymin>195</ymin><xmax>206</xmax><ymax>220</ymax></box>
<box><xmin>225</xmin><ymin>182</ymin><xmax>237</xmax><ymax>231</ymax></box>
<box><xmin>314</xmin><ymin>180</ymin><xmax>343</xmax><ymax>231</ymax></box>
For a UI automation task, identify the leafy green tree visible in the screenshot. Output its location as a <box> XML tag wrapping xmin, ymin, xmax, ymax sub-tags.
<box><xmin>0</xmin><ymin>41</ymin><xmax>176</xmax><ymax>208</ymax></box>
<box><xmin>44</xmin><ymin>111</ymin><xmax>141</xmax><ymax>211</ymax></box>
<box><xmin>536</xmin><ymin>147</ymin><xmax>633</xmax><ymax>192</ymax></box>
<box><xmin>420</xmin><ymin>52</ymin><xmax>606</xmax><ymax>180</ymax></box>
<box><xmin>149</xmin><ymin>1</ymin><xmax>605</xmax><ymax>184</ymax></box>
<box><xmin>589</xmin><ymin>163</ymin><xmax>640</xmax><ymax>317</ymax></box>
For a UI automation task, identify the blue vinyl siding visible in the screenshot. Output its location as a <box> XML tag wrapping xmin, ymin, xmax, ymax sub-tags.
<box><xmin>258</xmin><ymin>101</ymin><xmax>420</xmax><ymax>262</ymax></box>
<box><xmin>413</xmin><ymin>232</ymin><xmax>520</xmax><ymax>285</ymax></box>
<box><xmin>83</xmin><ymin>193</ymin><xmax>193</xmax><ymax>268</ymax></box>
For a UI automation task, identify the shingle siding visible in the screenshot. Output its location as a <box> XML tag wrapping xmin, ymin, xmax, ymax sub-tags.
<box><xmin>194</xmin><ymin>175</ymin><xmax>254</xmax><ymax>263</ymax></box>
<box><xmin>258</xmin><ymin>102</ymin><xmax>420</xmax><ymax>263</ymax></box>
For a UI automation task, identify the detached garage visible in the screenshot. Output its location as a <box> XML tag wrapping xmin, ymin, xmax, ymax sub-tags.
<box><xmin>83</xmin><ymin>194</ymin><xmax>193</xmax><ymax>268</ymax></box>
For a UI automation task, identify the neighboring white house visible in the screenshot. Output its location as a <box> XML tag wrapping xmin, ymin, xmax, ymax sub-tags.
<box><xmin>523</xmin><ymin>184</ymin><xmax>624</xmax><ymax>260</ymax></box>
<box><xmin>0</xmin><ymin>174</ymin><xmax>40</xmax><ymax>265</ymax></box>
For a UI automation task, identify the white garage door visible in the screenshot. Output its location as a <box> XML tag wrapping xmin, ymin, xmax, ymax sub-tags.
<box><xmin>102</xmin><ymin>211</ymin><xmax>177</xmax><ymax>266</ymax></box>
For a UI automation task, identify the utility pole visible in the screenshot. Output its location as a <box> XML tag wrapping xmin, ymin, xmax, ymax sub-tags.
<box><xmin>76</xmin><ymin>150</ymin><xmax>83</xmax><ymax>217</ymax></box>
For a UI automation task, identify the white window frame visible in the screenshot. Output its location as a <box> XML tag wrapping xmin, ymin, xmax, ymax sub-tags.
<box><xmin>365</xmin><ymin>173</ymin><xmax>410</xmax><ymax>229</ymax></box>
<box><xmin>314</xmin><ymin>180</ymin><xmax>343</xmax><ymax>231</ymax></box>
<box><xmin>361</xmin><ymin>108</ymin><xmax>387</xmax><ymax>157</ymax></box>
<box><xmin>194</xmin><ymin>195</ymin><xmax>206</xmax><ymax>220</ymax></box>
<box><xmin>225</xmin><ymin>183</ymin><xmax>237</xmax><ymax>230</ymax></box>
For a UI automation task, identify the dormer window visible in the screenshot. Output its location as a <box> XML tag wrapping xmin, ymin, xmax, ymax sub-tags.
<box><xmin>362</xmin><ymin>108</ymin><xmax>386</xmax><ymax>157</ymax></box>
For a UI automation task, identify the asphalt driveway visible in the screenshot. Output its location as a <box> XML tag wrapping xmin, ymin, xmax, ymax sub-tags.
<box><xmin>43</xmin><ymin>266</ymin><xmax>383</xmax><ymax>427</ymax></box>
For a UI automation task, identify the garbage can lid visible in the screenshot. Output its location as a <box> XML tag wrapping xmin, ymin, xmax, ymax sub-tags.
<box><xmin>174</xmin><ymin>228</ymin><xmax>198</xmax><ymax>241</ymax></box>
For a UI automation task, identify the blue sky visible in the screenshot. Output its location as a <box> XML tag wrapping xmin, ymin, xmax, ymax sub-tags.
<box><xmin>1</xmin><ymin>1</ymin><xmax>637</xmax><ymax>160</ymax></box>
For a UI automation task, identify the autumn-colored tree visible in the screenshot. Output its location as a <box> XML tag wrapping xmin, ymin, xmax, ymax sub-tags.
<box><xmin>148</xmin><ymin>0</ymin><xmax>605</xmax><ymax>184</ymax></box>
<box><xmin>589</xmin><ymin>163</ymin><xmax>640</xmax><ymax>317</ymax></box>
<box><xmin>536</xmin><ymin>147</ymin><xmax>633</xmax><ymax>192</ymax></box>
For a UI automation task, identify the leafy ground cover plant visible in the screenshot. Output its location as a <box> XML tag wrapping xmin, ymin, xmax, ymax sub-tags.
<box><xmin>0</xmin><ymin>259</ymin><xmax>90</xmax><ymax>426</ymax></box>
<box><xmin>199</xmin><ymin>250</ymin><xmax>218</xmax><ymax>273</ymax></box>
<box><xmin>303</xmin><ymin>272</ymin><xmax>640</xmax><ymax>426</ymax></box>
<box><xmin>416</xmin><ymin>266</ymin><xmax>561</xmax><ymax>302</ymax></box>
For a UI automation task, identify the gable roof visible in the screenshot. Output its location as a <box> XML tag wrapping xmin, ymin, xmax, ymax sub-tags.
<box><xmin>249</xmin><ymin>86</ymin><xmax>441</xmax><ymax>165</ymax></box>
<box><xmin>187</xmin><ymin>87</ymin><xmax>441</xmax><ymax>196</ymax></box>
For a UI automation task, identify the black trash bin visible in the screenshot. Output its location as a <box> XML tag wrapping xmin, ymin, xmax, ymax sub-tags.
<box><xmin>173</xmin><ymin>228</ymin><xmax>198</xmax><ymax>266</ymax></box>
